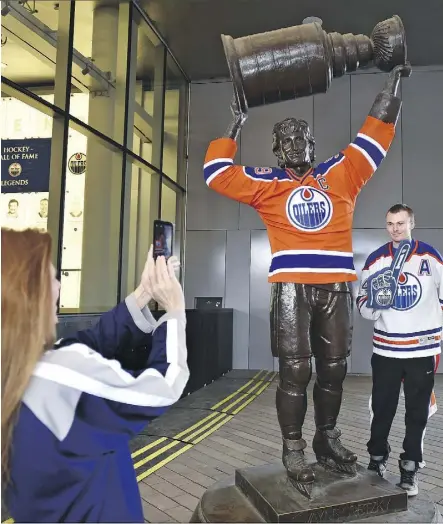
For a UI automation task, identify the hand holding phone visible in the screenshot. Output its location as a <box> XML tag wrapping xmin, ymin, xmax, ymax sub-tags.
<box><xmin>137</xmin><ymin>244</ymin><xmax>184</xmax><ymax>312</ymax></box>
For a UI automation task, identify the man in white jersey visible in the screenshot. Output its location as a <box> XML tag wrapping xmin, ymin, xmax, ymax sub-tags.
<box><xmin>356</xmin><ymin>203</ymin><xmax>443</xmax><ymax>496</ymax></box>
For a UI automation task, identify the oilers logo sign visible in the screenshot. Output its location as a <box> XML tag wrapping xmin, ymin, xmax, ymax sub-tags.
<box><xmin>68</xmin><ymin>153</ymin><xmax>87</xmax><ymax>175</ymax></box>
<box><xmin>286</xmin><ymin>186</ymin><xmax>332</xmax><ymax>232</ymax></box>
<box><xmin>392</xmin><ymin>272</ymin><xmax>422</xmax><ymax>311</ymax></box>
<box><xmin>8</xmin><ymin>163</ymin><xmax>22</xmax><ymax>177</ymax></box>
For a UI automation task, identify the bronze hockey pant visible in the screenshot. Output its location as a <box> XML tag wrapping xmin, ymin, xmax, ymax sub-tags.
<box><xmin>270</xmin><ymin>282</ymin><xmax>353</xmax><ymax>440</ymax></box>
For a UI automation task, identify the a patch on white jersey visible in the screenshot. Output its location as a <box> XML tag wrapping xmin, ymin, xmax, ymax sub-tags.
<box><xmin>286</xmin><ymin>186</ymin><xmax>333</xmax><ymax>232</ymax></box>
<box><xmin>419</xmin><ymin>259</ymin><xmax>432</xmax><ymax>276</ymax></box>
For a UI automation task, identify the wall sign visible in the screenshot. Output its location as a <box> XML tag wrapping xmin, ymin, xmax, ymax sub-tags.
<box><xmin>1</xmin><ymin>138</ymin><xmax>51</xmax><ymax>193</ymax></box>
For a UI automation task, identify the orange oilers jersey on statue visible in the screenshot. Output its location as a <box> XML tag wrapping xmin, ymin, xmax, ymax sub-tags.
<box><xmin>204</xmin><ymin>116</ymin><xmax>395</xmax><ymax>284</ymax></box>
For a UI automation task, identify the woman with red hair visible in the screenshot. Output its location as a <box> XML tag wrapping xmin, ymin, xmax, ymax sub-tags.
<box><xmin>1</xmin><ymin>228</ymin><xmax>188</xmax><ymax>522</ymax></box>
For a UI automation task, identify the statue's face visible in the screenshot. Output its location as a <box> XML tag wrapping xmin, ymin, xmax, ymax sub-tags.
<box><xmin>273</xmin><ymin>119</ymin><xmax>314</xmax><ymax>170</ymax></box>
<box><xmin>278</xmin><ymin>129</ymin><xmax>311</xmax><ymax>168</ymax></box>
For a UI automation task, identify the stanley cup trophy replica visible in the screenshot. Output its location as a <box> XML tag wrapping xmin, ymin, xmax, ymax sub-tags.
<box><xmin>221</xmin><ymin>15</ymin><xmax>407</xmax><ymax>113</ymax></box>
<box><xmin>191</xmin><ymin>15</ymin><xmax>442</xmax><ymax>524</ymax></box>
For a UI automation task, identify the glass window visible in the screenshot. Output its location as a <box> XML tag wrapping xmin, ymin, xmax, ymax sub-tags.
<box><xmin>1</xmin><ymin>1</ymin><xmax>189</xmax><ymax>317</ymax></box>
<box><xmin>1</xmin><ymin>0</ymin><xmax>60</xmax><ymax>102</ymax></box>
<box><xmin>68</xmin><ymin>0</ymin><xmax>130</xmax><ymax>144</ymax></box>
<box><xmin>161</xmin><ymin>181</ymin><xmax>185</xmax><ymax>282</ymax></box>
<box><xmin>1</xmin><ymin>94</ymin><xmax>53</xmax><ymax>231</ymax></box>
<box><xmin>163</xmin><ymin>54</ymin><xmax>188</xmax><ymax>185</ymax></box>
<box><xmin>119</xmin><ymin>154</ymin><xmax>161</xmax><ymax>299</ymax></box>
<box><xmin>129</xmin><ymin>11</ymin><xmax>164</xmax><ymax>170</ymax></box>
<box><xmin>59</xmin><ymin>122</ymin><xmax>124</xmax><ymax>313</ymax></box>
<box><xmin>161</xmin><ymin>182</ymin><xmax>177</xmax><ymax>225</ymax></box>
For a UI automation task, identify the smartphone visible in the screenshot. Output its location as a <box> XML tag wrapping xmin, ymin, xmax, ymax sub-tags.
<box><xmin>153</xmin><ymin>219</ymin><xmax>173</xmax><ymax>260</ymax></box>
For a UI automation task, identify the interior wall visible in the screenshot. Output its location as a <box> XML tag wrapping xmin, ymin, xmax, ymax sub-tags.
<box><xmin>184</xmin><ymin>67</ymin><xmax>443</xmax><ymax>373</ymax></box>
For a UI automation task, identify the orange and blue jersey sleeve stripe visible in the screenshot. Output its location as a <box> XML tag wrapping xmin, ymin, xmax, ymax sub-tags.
<box><xmin>204</xmin><ymin>138</ymin><xmax>237</xmax><ymax>185</ymax></box>
<box><xmin>203</xmin><ymin>138</ymin><xmax>259</xmax><ymax>205</ymax></box>
<box><xmin>343</xmin><ymin>116</ymin><xmax>396</xmax><ymax>196</ymax></box>
<box><xmin>204</xmin><ymin>157</ymin><xmax>235</xmax><ymax>185</ymax></box>
<box><xmin>203</xmin><ymin>138</ymin><xmax>292</xmax><ymax>207</ymax></box>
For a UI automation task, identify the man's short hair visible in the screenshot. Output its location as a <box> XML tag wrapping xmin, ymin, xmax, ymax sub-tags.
<box><xmin>386</xmin><ymin>203</ymin><xmax>414</xmax><ymax>220</ymax></box>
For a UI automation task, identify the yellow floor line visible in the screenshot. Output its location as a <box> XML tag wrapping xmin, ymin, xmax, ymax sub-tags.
<box><xmin>232</xmin><ymin>393</ymin><xmax>262</xmax><ymax>415</ymax></box>
<box><xmin>180</xmin><ymin>413</ymin><xmax>228</xmax><ymax>442</ymax></box>
<box><xmin>173</xmin><ymin>411</ymin><xmax>220</xmax><ymax>439</ymax></box>
<box><xmin>136</xmin><ymin>444</ymin><xmax>193</xmax><ymax>482</ymax></box>
<box><xmin>210</xmin><ymin>370</ymin><xmax>264</xmax><ymax>410</ymax></box>
<box><xmin>221</xmin><ymin>380</ymin><xmax>265</xmax><ymax>412</ymax></box>
<box><xmin>131</xmin><ymin>371</ymin><xmax>271</xmax><ymax>461</ymax></box>
<box><xmin>134</xmin><ymin>375</ymin><xmax>276</xmax><ymax>480</ymax></box>
<box><xmin>131</xmin><ymin>437</ymin><xmax>167</xmax><ymax>459</ymax></box>
<box><xmin>191</xmin><ymin>415</ymin><xmax>234</xmax><ymax>445</ymax></box>
<box><xmin>254</xmin><ymin>378</ymin><xmax>274</xmax><ymax>397</ymax></box>
<box><xmin>136</xmin><ymin>416</ymin><xmax>235</xmax><ymax>481</ymax></box>
<box><xmin>133</xmin><ymin>440</ymin><xmax>181</xmax><ymax>469</ymax></box>
<box><xmin>128</xmin><ymin>372</ymin><xmax>274</xmax><ymax>480</ymax></box>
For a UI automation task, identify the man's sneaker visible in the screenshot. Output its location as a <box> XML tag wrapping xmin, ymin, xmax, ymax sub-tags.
<box><xmin>368</xmin><ymin>454</ymin><xmax>389</xmax><ymax>478</ymax></box>
<box><xmin>397</xmin><ymin>459</ymin><xmax>419</xmax><ymax>496</ymax></box>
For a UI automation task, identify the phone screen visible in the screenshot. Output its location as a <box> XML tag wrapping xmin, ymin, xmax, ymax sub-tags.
<box><xmin>153</xmin><ymin>220</ymin><xmax>173</xmax><ymax>260</ymax></box>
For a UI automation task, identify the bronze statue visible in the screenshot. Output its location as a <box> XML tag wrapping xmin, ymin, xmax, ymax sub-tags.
<box><xmin>203</xmin><ymin>16</ymin><xmax>409</xmax><ymax>498</ymax></box>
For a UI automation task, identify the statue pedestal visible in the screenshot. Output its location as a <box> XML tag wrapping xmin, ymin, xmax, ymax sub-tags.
<box><xmin>190</xmin><ymin>463</ymin><xmax>442</xmax><ymax>523</ymax></box>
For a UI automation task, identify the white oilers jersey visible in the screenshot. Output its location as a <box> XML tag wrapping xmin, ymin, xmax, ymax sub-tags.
<box><xmin>357</xmin><ymin>240</ymin><xmax>443</xmax><ymax>358</ymax></box>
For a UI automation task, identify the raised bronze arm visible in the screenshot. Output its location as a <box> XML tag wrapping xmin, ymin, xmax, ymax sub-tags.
<box><xmin>369</xmin><ymin>63</ymin><xmax>412</xmax><ymax>125</ymax></box>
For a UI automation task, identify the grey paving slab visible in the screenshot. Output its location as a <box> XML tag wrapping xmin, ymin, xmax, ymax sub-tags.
<box><xmin>163</xmin><ymin>505</ymin><xmax>193</xmax><ymax>523</ymax></box>
<box><xmin>139</xmin><ymin>482</ymin><xmax>178</xmax><ymax>511</ymax></box>
<box><xmin>172</xmin><ymin>455</ymin><xmax>231</xmax><ymax>481</ymax></box>
<box><xmin>147</xmin><ymin>480</ymin><xmax>188</xmax><ymax>500</ymax></box>
<box><xmin>175</xmin><ymin>480</ymin><xmax>206</xmax><ymax>499</ymax></box>
<box><xmin>166</xmin><ymin>461</ymin><xmax>218</xmax><ymax>488</ymax></box>
<box><xmin>141</xmin><ymin>499</ymin><xmax>176</xmax><ymax>523</ymax></box>
<box><xmin>173</xmin><ymin>493</ymin><xmax>200</xmax><ymax>512</ymax></box>
<box><xmin>154</xmin><ymin>467</ymin><xmax>193</xmax><ymax>488</ymax></box>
